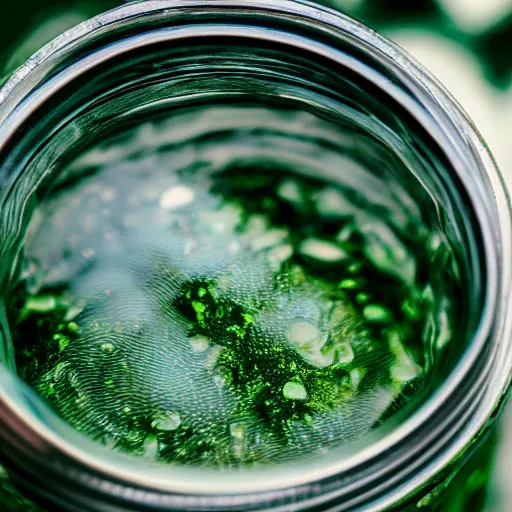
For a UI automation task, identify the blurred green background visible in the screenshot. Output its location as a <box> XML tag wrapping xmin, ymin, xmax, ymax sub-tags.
<box><xmin>2</xmin><ymin>0</ymin><xmax>512</xmax><ymax>510</ymax></box>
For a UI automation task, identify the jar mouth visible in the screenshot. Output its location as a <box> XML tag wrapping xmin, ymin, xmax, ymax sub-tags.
<box><xmin>0</xmin><ymin>0</ymin><xmax>509</xmax><ymax>508</ymax></box>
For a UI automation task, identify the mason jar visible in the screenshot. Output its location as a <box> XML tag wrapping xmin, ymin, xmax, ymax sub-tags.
<box><xmin>0</xmin><ymin>1</ymin><xmax>510</xmax><ymax>511</ymax></box>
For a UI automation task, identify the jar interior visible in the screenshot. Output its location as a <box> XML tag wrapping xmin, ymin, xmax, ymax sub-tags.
<box><xmin>0</xmin><ymin>35</ymin><xmax>483</xmax><ymax>470</ymax></box>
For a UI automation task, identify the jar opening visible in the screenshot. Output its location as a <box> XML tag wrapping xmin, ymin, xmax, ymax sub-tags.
<box><xmin>0</xmin><ymin>1</ymin><xmax>506</xmax><ymax>510</ymax></box>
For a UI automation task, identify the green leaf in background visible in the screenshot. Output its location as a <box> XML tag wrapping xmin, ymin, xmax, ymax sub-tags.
<box><xmin>2</xmin><ymin>1</ymin><xmax>118</xmax><ymax>77</ymax></box>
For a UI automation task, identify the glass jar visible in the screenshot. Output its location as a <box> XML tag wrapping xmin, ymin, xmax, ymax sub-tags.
<box><xmin>0</xmin><ymin>1</ymin><xmax>510</xmax><ymax>511</ymax></box>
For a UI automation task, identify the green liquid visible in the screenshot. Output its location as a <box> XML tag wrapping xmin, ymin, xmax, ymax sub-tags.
<box><xmin>8</xmin><ymin>110</ymin><xmax>457</xmax><ymax>467</ymax></box>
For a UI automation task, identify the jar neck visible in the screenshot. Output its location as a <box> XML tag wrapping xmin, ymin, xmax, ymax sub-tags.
<box><xmin>0</xmin><ymin>1</ymin><xmax>509</xmax><ymax>510</ymax></box>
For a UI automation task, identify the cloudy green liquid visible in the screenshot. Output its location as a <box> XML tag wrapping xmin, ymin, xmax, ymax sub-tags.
<box><xmin>8</xmin><ymin>107</ymin><xmax>456</xmax><ymax>467</ymax></box>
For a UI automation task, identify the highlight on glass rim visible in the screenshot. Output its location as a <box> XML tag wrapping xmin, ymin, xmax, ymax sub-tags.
<box><xmin>0</xmin><ymin>0</ymin><xmax>510</xmax><ymax>511</ymax></box>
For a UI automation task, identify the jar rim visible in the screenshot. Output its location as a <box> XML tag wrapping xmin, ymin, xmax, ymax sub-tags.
<box><xmin>0</xmin><ymin>0</ymin><xmax>510</xmax><ymax>509</ymax></box>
